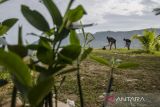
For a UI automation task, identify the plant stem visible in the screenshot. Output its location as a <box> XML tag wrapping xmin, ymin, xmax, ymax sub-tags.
<box><xmin>11</xmin><ymin>86</ymin><xmax>17</xmax><ymax>107</ymax></box>
<box><xmin>103</xmin><ymin>68</ymin><xmax>114</xmax><ymax>107</ymax></box>
<box><xmin>54</xmin><ymin>85</ymin><xmax>58</xmax><ymax>107</ymax></box>
<box><xmin>106</xmin><ymin>68</ymin><xmax>113</xmax><ymax>93</ymax></box>
<box><xmin>77</xmin><ymin>60</ymin><xmax>84</xmax><ymax>107</ymax></box>
<box><xmin>80</xmin><ymin>21</ymin><xmax>87</xmax><ymax>48</ymax></box>
<box><xmin>48</xmin><ymin>92</ymin><xmax>53</xmax><ymax>107</ymax></box>
<box><xmin>44</xmin><ymin>96</ymin><xmax>48</xmax><ymax>107</ymax></box>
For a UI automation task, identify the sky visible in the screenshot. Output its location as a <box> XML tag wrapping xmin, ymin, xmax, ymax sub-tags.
<box><xmin>0</xmin><ymin>0</ymin><xmax>160</xmax><ymax>44</ymax></box>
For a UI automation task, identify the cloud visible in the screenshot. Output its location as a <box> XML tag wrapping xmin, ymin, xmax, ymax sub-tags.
<box><xmin>72</xmin><ymin>0</ymin><xmax>160</xmax><ymax>25</ymax></box>
<box><xmin>1</xmin><ymin>0</ymin><xmax>160</xmax><ymax>43</ymax></box>
<box><xmin>151</xmin><ymin>0</ymin><xmax>160</xmax><ymax>4</ymax></box>
<box><xmin>73</xmin><ymin>0</ymin><xmax>146</xmax><ymax>24</ymax></box>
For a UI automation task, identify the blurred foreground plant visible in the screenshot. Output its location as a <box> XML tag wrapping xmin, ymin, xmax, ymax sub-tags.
<box><xmin>0</xmin><ymin>0</ymin><xmax>90</xmax><ymax>107</ymax></box>
<box><xmin>0</xmin><ymin>13</ymin><xmax>18</xmax><ymax>89</ymax></box>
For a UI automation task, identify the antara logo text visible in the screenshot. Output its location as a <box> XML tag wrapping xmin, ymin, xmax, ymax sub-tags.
<box><xmin>106</xmin><ymin>95</ymin><xmax>145</xmax><ymax>104</ymax></box>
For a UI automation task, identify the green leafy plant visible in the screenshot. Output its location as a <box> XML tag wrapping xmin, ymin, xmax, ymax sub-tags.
<box><xmin>0</xmin><ymin>0</ymin><xmax>88</xmax><ymax>107</ymax></box>
<box><xmin>89</xmin><ymin>55</ymin><xmax>139</xmax><ymax>106</ymax></box>
<box><xmin>153</xmin><ymin>8</ymin><xmax>160</xmax><ymax>51</ymax></box>
<box><xmin>154</xmin><ymin>35</ymin><xmax>160</xmax><ymax>51</ymax></box>
<box><xmin>132</xmin><ymin>30</ymin><xmax>160</xmax><ymax>53</ymax></box>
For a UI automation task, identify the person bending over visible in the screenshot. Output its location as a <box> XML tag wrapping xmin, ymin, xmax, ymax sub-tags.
<box><xmin>123</xmin><ymin>38</ymin><xmax>131</xmax><ymax>50</ymax></box>
<box><xmin>106</xmin><ymin>36</ymin><xmax>116</xmax><ymax>50</ymax></box>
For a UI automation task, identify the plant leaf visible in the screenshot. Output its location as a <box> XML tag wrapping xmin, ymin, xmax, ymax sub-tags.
<box><xmin>57</xmin><ymin>53</ymin><xmax>73</xmax><ymax>64</ymax></box>
<box><xmin>68</xmin><ymin>5</ymin><xmax>86</xmax><ymax>22</ymax></box>
<box><xmin>36</xmin><ymin>37</ymin><xmax>54</xmax><ymax>65</ymax></box>
<box><xmin>18</xmin><ymin>26</ymin><xmax>23</xmax><ymax>45</ymax></box>
<box><xmin>21</xmin><ymin>5</ymin><xmax>50</xmax><ymax>32</ymax></box>
<box><xmin>37</xmin><ymin>46</ymin><xmax>54</xmax><ymax>65</ymax></box>
<box><xmin>70</xmin><ymin>30</ymin><xmax>80</xmax><ymax>45</ymax></box>
<box><xmin>81</xmin><ymin>48</ymin><xmax>93</xmax><ymax>61</ymax></box>
<box><xmin>44</xmin><ymin>28</ymin><xmax>55</xmax><ymax>37</ymax></box>
<box><xmin>0</xmin><ymin>18</ymin><xmax>18</xmax><ymax>36</ymax></box>
<box><xmin>58</xmin><ymin>45</ymin><xmax>81</xmax><ymax>64</ymax></box>
<box><xmin>0</xmin><ymin>50</ymin><xmax>32</xmax><ymax>90</ymax></box>
<box><xmin>28</xmin><ymin>77</ymin><xmax>54</xmax><ymax>106</ymax></box>
<box><xmin>28</xmin><ymin>65</ymin><xmax>48</xmax><ymax>73</ymax></box>
<box><xmin>89</xmin><ymin>54</ymin><xmax>109</xmax><ymax>65</ymax></box>
<box><xmin>86</xmin><ymin>33</ymin><xmax>95</xmax><ymax>45</ymax></box>
<box><xmin>54</xmin><ymin>28</ymin><xmax>70</xmax><ymax>43</ymax></box>
<box><xmin>42</xmin><ymin>0</ymin><xmax>62</xmax><ymax>27</ymax></box>
<box><xmin>8</xmin><ymin>45</ymin><xmax>28</xmax><ymax>58</ymax></box>
<box><xmin>26</xmin><ymin>44</ymin><xmax>39</xmax><ymax>50</ymax></box>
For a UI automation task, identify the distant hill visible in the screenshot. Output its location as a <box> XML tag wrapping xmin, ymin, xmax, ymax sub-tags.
<box><xmin>91</xmin><ymin>28</ymin><xmax>160</xmax><ymax>48</ymax></box>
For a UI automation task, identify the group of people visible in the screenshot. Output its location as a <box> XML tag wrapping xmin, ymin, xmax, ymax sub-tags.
<box><xmin>102</xmin><ymin>36</ymin><xmax>131</xmax><ymax>50</ymax></box>
<box><xmin>0</xmin><ymin>36</ymin><xmax>131</xmax><ymax>50</ymax></box>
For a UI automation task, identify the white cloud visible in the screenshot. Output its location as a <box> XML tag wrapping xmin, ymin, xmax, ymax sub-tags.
<box><xmin>1</xmin><ymin>0</ymin><xmax>160</xmax><ymax>43</ymax></box>
<box><xmin>25</xmin><ymin>0</ymin><xmax>158</xmax><ymax>25</ymax></box>
<box><xmin>151</xmin><ymin>0</ymin><xmax>160</xmax><ymax>4</ymax></box>
<box><xmin>69</xmin><ymin>0</ymin><xmax>146</xmax><ymax>24</ymax></box>
<box><xmin>104</xmin><ymin>0</ymin><xmax>145</xmax><ymax>15</ymax></box>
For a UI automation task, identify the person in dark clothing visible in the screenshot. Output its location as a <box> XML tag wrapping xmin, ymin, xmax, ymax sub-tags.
<box><xmin>123</xmin><ymin>38</ymin><xmax>131</xmax><ymax>50</ymax></box>
<box><xmin>106</xmin><ymin>36</ymin><xmax>116</xmax><ymax>50</ymax></box>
